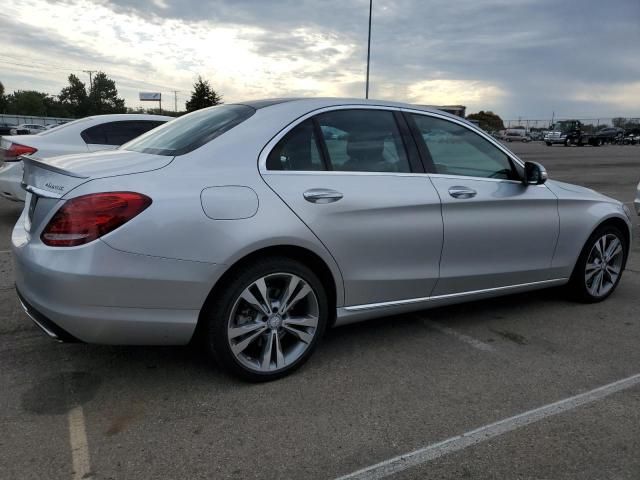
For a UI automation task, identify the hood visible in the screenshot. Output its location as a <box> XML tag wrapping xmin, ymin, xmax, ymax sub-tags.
<box><xmin>545</xmin><ymin>179</ymin><xmax>619</xmax><ymax>204</ymax></box>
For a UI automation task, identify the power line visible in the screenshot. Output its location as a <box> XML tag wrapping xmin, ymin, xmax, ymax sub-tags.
<box><xmin>0</xmin><ymin>58</ymin><xmax>77</xmax><ymax>73</ymax></box>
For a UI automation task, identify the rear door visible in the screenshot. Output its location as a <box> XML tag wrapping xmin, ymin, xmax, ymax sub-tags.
<box><xmin>406</xmin><ymin>111</ymin><xmax>559</xmax><ymax>295</ymax></box>
<box><xmin>260</xmin><ymin>107</ymin><xmax>443</xmax><ymax>307</ymax></box>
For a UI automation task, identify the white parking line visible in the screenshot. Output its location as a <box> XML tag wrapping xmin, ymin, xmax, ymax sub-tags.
<box><xmin>68</xmin><ymin>405</ymin><xmax>92</xmax><ymax>480</ymax></box>
<box><xmin>421</xmin><ymin>318</ymin><xmax>495</xmax><ymax>352</ymax></box>
<box><xmin>335</xmin><ymin>373</ymin><xmax>640</xmax><ymax>480</ymax></box>
<box><xmin>0</xmin><ymin>249</ymin><xmax>10</xmax><ymax>254</ymax></box>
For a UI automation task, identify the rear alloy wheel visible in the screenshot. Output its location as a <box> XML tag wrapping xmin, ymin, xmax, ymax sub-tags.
<box><xmin>568</xmin><ymin>226</ymin><xmax>627</xmax><ymax>302</ymax></box>
<box><xmin>206</xmin><ymin>258</ymin><xmax>328</xmax><ymax>381</ymax></box>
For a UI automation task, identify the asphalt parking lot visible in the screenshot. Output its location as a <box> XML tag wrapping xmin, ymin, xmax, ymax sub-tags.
<box><xmin>1</xmin><ymin>142</ymin><xmax>639</xmax><ymax>480</ymax></box>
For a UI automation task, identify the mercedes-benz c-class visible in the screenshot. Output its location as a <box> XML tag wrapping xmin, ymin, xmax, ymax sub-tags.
<box><xmin>12</xmin><ymin>98</ymin><xmax>632</xmax><ymax>381</ymax></box>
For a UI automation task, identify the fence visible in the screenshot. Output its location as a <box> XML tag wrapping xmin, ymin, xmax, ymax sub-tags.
<box><xmin>0</xmin><ymin>113</ymin><xmax>74</xmax><ymax>127</ymax></box>
<box><xmin>503</xmin><ymin>117</ymin><xmax>640</xmax><ymax>132</ymax></box>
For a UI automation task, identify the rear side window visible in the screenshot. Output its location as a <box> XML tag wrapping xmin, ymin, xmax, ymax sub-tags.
<box><xmin>316</xmin><ymin>110</ymin><xmax>410</xmax><ymax>173</ymax></box>
<box><xmin>122</xmin><ymin>105</ymin><xmax>255</xmax><ymax>156</ymax></box>
<box><xmin>266</xmin><ymin>120</ymin><xmax>326</xmax><ymax>171</ymax></box>
<box><xmin>266</xmin><ymin>109</ymin><xmax>411</xmax><ymax>173</ymax></box>
<box><xmin>81</xmin><ymin>121</ymin><xmax>166</xmax><ymax>146</ymax></box>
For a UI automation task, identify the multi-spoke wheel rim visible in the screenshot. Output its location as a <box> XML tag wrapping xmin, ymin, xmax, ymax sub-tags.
<box><xmin>227</xmin><ymin>273</ymin><xmax>319</xmax><ymax>373</ymax></box>
<box><xmin>585</xmin><ymin>233</ymin><xmax>624</xmax><ymax>297</ymax></box>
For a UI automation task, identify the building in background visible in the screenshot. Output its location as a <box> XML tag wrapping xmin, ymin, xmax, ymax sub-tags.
<box><xmin>416</xmin><ymin>105</ymin><xmax>467</xmax><ymax>117</ymax></box>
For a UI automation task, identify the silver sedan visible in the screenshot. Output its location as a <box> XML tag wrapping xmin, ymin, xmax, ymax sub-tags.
<box><xmin>12</xmin><ymin>98</ymin><xmax>632</xmax><ymax>381</ymax></box>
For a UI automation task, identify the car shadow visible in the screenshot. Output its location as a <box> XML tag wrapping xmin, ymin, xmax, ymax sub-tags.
<box><xmin>47</xmin><ymin>286</ymin><xmax>569</xmax><ymax>388</ymax></box>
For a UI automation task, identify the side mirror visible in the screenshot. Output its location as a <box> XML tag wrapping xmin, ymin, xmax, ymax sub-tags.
<box><xmin>524</xmin><ymin>161</ymin><xmax>548</xmax><ymax>185</ymax></box>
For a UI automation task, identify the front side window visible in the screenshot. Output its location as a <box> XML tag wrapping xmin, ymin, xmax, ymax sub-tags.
<box><xmin>316</xmin><ymin>110</ymin><xmax>410</xmax><ymax>173</ymax></box>
<box><xmin>411</xmin><ymin>114</ymin><xmax>517</xmax><ymax>180</ymax></box>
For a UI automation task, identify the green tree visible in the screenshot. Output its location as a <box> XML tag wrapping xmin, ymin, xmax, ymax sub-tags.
<box><xmin>4</xmin><ymin>90</ymin><xmax>50</xmax><ymax>116</ymax></box>
<box><xmin>185</xmin><ymin>76</ymin><xmax>222</xmax><ymax>112</ymax></box>
<box><xmin>0</xmin><ymin>81</ymin><xmax>6</xmax><ymax>113</ymax></box>
<box><xmin>88</xmin><ymin>72</ymin><xmax>126</xmax><ymax>114</ymax></box>
<box><xmin>466</xmin><ymin>111</ymin><xmax>505</xmax><ymax>132</ymax></box>
<box><xmin>59</xmin><ymin>74</ymin><xmax>89</xmax><ymax>117</ymax></box>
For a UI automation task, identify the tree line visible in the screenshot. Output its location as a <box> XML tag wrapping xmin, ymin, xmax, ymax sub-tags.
<box><xmin>0</xmin><ymin>74</ymin><xmax>223</xmax><ymax>118</ymax></box>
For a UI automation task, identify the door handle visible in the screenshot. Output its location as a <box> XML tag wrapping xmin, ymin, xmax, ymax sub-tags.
<box><xmin>303</xmin><ymin>188</ymin><xmax>344</xmax><ymax>204</ymax></box>
<box><xmin>448</xmin><ymin>186</ymin><xmax>477</xmax><ymax>199</ymax></box>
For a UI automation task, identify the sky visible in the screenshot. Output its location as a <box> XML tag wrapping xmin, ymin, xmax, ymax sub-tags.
<box><xmin>0</xmin><ymin>0</ymin><xmax>638</xmax><ymax>120</ymax></box>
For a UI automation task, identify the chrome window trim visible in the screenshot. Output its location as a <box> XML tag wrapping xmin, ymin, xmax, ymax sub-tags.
<box><xmin>261</xmin><ymin>170</ymin><xmax>428</xmax><ymax>178</ymax></box>
<box><xmin>427</xmin><ymin>173</ymin><xmax>547</xmax><ymax>186</ymax></box>
<box><xmin>343</xmin><ymin>278</ymin><xmax>568</xmax><ymax>312</ymax></box>
<box><xmin>258</xmin><ymin>104</ymin><xmax>526</xmax><ymax>175</ymax></box>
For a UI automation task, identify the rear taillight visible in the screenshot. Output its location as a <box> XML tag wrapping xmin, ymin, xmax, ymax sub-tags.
<box><xmin>41</xmin><ymin>192</ymin><xmax>152</xmax><ymax>247</ymax></box>
<box><xmin>2</xmin><ymin>142</ymin><xmax>38</xmax><ymax>162</ymax></box>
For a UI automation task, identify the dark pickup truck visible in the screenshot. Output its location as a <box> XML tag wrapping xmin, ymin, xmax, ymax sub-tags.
<box><xmin>595</xmin><ymin>127</ymin><xmax>625</xmax><ymax>144</ymax></box>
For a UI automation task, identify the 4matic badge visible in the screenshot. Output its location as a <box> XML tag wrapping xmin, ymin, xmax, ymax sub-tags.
<box><xmin>44</xmin><ymin>182</ymin><xmax>65</xmax><ymax>192</ymax></box>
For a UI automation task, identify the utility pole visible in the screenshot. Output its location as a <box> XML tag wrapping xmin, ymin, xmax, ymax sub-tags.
<box><xmin>365</xmin><ymin>0</ymin><xmax>373</xmax><ymax>99</ymax></box>
<box><xmin>172</xmin><ymin>90</ymin><xmax>179</xmax><ymax>112</ymax></box>
<box><xmin>83</xmin><ymin>70</ymin><xmax>97</xmax><ymax>93</ymax></box>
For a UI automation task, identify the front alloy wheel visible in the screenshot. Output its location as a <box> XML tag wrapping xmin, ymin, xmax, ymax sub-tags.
<box><xmin>584</xmin><ymin>234</ymin><xmax>624</xmax><ymax>298</ymax></box>
<box><xmin>568</xmin><ymin>225</ymin><xmax>627</xmax><ymax>303</ymax></box>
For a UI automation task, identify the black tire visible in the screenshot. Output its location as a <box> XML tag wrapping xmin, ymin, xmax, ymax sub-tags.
<box><xmin>567</xmin><ymin>224</ymin><xmax>628</xmax><ymax>303</ymax></box>
<box><xmin>545</xmin><ymin>142</ymin><xmax>552</xmax><ymax>147</ymax></box>
<box><xmin>205</xmin><ymin>257</ymin><xmax>328</xmax><ymax>382</ymax></box>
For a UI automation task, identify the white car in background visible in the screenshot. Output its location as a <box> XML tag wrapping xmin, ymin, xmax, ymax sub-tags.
<box><xmin>0</xmin><ymin>114</ymin><xmax>171</xmax><ymax>201</ymax></box>
<box><xmin>10</xmin><ymin>124</ymin><xmax>47</xmax><ymax>135</ymax></box>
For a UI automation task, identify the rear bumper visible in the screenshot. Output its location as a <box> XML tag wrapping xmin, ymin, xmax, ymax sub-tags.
<box><xmin>12</xmin><ymin>216</ymin><xmax>224</xmax><ymax>345</ymax></box>
<box><xmin>0</xmin><ymin>161</ymin><xmax>26</xmax><ymax>202</ymax></box>
<box><xmin>16</xmin><ymin>288</ymin><xmax>82</xmax><ymax>342</ymax></box>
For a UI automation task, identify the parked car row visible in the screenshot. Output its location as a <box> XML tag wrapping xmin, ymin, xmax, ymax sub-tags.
<box><xmin>0</xmin><ymin>122</ymin><xmax>72</xmax><ymax>136</ymax></box>
<box><xmin>488</xmin><ymin>124</ymin><xmax>638</xmax><ymax>147</ymax></box>
<box><xmin>0</xmin><ymin>114</ymin><xmax>171</xmax><ymax>201</ymax></box>
<box><xmin>544</xmin><ymin>122</ymin><xmax>637</xmax><ymax>147</ymax></box>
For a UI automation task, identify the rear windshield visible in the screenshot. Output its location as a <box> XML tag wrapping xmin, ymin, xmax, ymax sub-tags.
<box><xmin>121</xmin><ymin>105</ymin><xmax>255</xmax><ymax>156</ymax></box>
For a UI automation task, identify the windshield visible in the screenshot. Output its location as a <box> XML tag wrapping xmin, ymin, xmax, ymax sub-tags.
<box><xmin>122</xmin><ymin>104</ymin><xmax>255</xmax><ymax>156</ymax></box>
<box><xmin>552</xmin><ymin>121</ymin><xmax>575</xmax><ymax>133</ymax></box>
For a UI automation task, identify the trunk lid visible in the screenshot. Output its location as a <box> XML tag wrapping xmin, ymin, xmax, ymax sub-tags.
<box><xmin>22</xmin><ymin>149</ymin><xmax>173</xmax><ymax>198</ymax></box>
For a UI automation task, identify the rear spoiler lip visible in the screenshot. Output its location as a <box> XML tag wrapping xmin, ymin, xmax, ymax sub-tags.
<box><xmin>21</xmin><ymin>183</ymin><xmax>63</xmax><ymax>199</ymax></box>
<box><xmin>22</xmin><ymin>156</ymin><xmax>89</xmax><ymax>179</ymax></box>
<box><xmin>21</xmin><ymin>156</ymin><xmax>89</xmax><ymax>199</ymax></box>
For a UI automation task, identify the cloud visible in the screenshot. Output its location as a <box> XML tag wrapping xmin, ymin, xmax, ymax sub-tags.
<box><xmin>1</xmin><ymin>0</ymin><xmax>639</xmax><ymax>118</ymax></box>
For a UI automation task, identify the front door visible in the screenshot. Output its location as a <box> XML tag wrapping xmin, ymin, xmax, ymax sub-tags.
<box><xmin>407</xmin><ymin>111</ymin><xmax>559</xmax><ymax>296</ymax></box>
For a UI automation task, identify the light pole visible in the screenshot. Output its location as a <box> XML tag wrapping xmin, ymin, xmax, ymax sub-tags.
<box><xmin>365</xmin><ymin>0</ymin><xmax>373</xmax><ymax>99</ymax></box>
